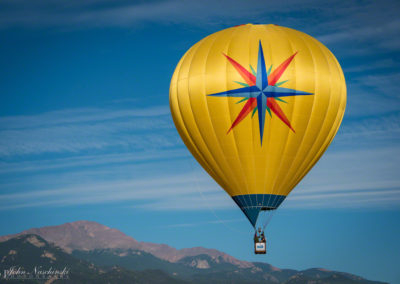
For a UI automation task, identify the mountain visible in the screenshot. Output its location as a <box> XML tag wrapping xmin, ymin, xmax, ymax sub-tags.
<box><xmin>0</xmin><ymin>234</ymin><xmax>186</xmax><ymax>284</ymax></box>
<box><xmin>0</xmin><ymin>221</ymin><xmax>139</xmax><ymax>253</ymax></box>
<box><xmin>0</xmin><ymin>221</ymin><xmax>387</xmax><ymax>284</ymax></box>
<box><xmin>0</xmin><ymin>220</ymin><xmax>252</xmax><ymax>268</ymax></box>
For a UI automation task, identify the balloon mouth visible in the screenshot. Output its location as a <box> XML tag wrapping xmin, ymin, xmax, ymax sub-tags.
<box><xmin>232</xmin><ymin>194</ymin><xmax>286</xmax><ymax>227</ymax></box>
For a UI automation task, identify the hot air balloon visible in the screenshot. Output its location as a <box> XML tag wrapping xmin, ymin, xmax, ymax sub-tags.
<box><xmin>169</xmin><ymin>24</ymin><xmax>346</xmax><ymax>254</ymax></box>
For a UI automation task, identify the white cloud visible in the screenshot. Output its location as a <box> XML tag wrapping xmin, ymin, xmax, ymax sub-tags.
<box><xmin>284</xmin><ymin>146</ymin><xmax>400</xmax><ymax>209</ymax></box>
<box><xmin>0</xmin><ymin>148</ymin><xmax>189</xmax><ymax>174</ymax></box>
<box><xmin>311</xmin><ymin>1</ymin><xmax>400</xmax><ymax>53</ymax></box>
<box><xmin>0</xmin><ymin>106</ymin><xmax>170</xmax><ymax>130</ymax></box>
<box><xmin>0</xmin><ymin>0</ymin><xmax>396</xmax><ymax>34</ymax></box>
<box><xmin>163</xmin><ymin>218</ymin><xmax>244</xmax><ymax>228</ymax></box>
<box><xmin>0</xmin><ymin>145</ymin><xmax>399</xmax><ymax>211</ymax></box>
<box><xmin>317</xmin><ymin>19</ymin><xmax>400</xmax><ymax>49</ymax></box>
<box><xmin>0</xmin><ymin>96</ymin><xmax>398</xmax><ymax>213</ymax></box>
<box><xmin>0</xmin><ymin>0</ymin><xmax>267</xmax><ymax>29</ymax></box>
<box><xmin>344</xmin><ymin>59</ymin><xmax>397</xmax><ymax>74</ymax></box>
<box><xmin>343</xmin><ymin>82</ymin><xmax>400</xmax><ymax>117</ymax></box>
<box><xmin>0</xmin><ymin>105</ymin><xmax>178</xmax><ymax>156</ymax></box>
<box><xmin>0</xmin><ymin>170</ymin><xmax>222</xmax><ymax>210</ymax></box>
<box><xmin>0</xmin><ymin>102</ymin><xmax>398</xmax><ymax>211</ymax></box>
<box><xmin>354</xmin><ymin>73</ymin><xmax>400</xmax><ymax>98</ymax></box>
<box><xmin>338</xmin><ymin>112</ymin><xmax>400</xmax><ymax>143</ymax></box>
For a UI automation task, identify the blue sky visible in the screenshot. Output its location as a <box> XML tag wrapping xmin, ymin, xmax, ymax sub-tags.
<box><xmin>0</xmin><ymin>0</ymin><xmax>399</xmax><ymax>283</ymax></box>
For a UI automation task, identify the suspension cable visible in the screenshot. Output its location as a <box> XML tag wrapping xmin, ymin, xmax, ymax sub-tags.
<box><xmin>188</xmin><ymin>158</ymin><xmax>247</xmax><ymax>235</ymax></box>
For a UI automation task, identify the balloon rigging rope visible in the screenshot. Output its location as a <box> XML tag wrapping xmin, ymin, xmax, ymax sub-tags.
<box><xmin>189</xmin><ymin>159</ymin><xmax>247</xmax><ymax>235</ymax></box>
<box><xmin>262</xmin><ymin>210</ymin><xmax>276</xmax><ymax>231</ymax></box>
<box><xmin>189</xmin><ymin>158</ymin><xmax>275</xmax><ymax>235</ymax></box>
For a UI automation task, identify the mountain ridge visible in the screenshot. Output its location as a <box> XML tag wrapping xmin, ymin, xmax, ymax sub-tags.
<box><xmin>0</xmin><ymin>234</ymin><xmax>187</xmax><ymax>284</ymax></box>
<box><xmin>0</xmin><ymin>220</ymin><xmax>387</xmax><ymax>284</ymax></box>
<box><xmin>0</xmin><ymin>220</ymin><xmax>253</xmax><ymax>268</ymax></box>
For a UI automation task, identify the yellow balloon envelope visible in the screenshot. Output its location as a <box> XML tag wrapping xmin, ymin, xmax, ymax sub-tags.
<box><xmin>169</xmin><ymin>24</ymin><xmax>346</xmax><ymax>227</ymax></box>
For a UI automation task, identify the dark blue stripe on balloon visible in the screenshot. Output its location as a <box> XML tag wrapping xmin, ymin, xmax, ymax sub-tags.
<box><xmin>232</xmin><ymin>194</ymin><xmax>286</xmax><ymax>227</ymax></box>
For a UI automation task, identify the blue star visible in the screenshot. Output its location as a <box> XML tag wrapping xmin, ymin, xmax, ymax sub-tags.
<box><xmin>208</xmin><ymin>41</ymin><xmax>313</xmax><ymax>144</ymax></box>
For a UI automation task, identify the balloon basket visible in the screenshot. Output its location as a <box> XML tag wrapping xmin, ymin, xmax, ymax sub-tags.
<box><xmin>254</xmin><ymin>241</ymin><xmax>267</xmax><ymax>254</ymax></box>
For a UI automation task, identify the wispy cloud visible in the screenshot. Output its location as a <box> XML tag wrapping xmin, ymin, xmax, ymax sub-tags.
<box><xmin>284</xmin><ymin>146</ymin><xmax>400</xmax><ymax>209</ymax></box>
<box><xmin>344</xmin><ymin>59</ymin><xmax>397</xmax><ymax>74</ymax></box>
<box><xmin>354</xmin><ymin>73</ymin><xmax>400</xmax><ymax>98</ymax></box>
<box><xmin>1</xmin><ymin>145</ymin><xmax>398</xmax><ymax>211</ymax></box>
<box><xmin>0</xmin><ymin>105</ymin><xmax>178</xmax><ymax>156</ymax></box>
<box><xmin>1</xmin><ymin>1</ymin><xmax>398</xmax><ymax>125</ymax></box>
<box><xmin>0</xmin><ymin>101</ymin><xmax>399</xmax><ymax>211</ymax></box>
<box><xmin>1</xmin><ymin>0</ymin><xmax>398</xmax><ymax>68</ymax></box>
<box><xmin>317</xmin><ymin>19</ymin><xmax>400</xmax><ymax>51</ymax></box>
<box><xmin>0</xmin><ymin>170</ymin><xmax>229</xmax><ymax>210</ymax></box>
<box><xmin>163</xmin><ymin>218</ymin><xmax>244</xmax><ymax>228</ymax></box>
<box><xmin>338</xmin><ymin>112</ymin><xmax>400</xmax><ymax>144</ymax></box>
<box><xmin>0</xmin><ymin>0</ymin><xmax>396</xmax><ymax>35</ymax></box>
<box><xmin>0</xmin><ymin>148</ymin><xmax>189</xmax><ymax>174</ymax></box>
<box><xmin>0</xmin><ymin>0</ymin><xmax>268</xmax><ymax>29</ymax></box>
<box><xmin>0</xmin><ymin>106</ymin><xmax>170</xmax><ymax>130</ymax></box>
<box><xmin>344</xmin><ymin>78</ymin><xmax>400</xmax><ymax>118</ymax></box>
<box><xmin>312</xmin><ymin>1</ymin><xmax>400</xmax><ymax>52</ymax></box>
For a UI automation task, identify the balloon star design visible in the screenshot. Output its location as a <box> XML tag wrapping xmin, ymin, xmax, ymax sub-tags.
<box><xmin>208</xmin><ymin>41</ymin><xmax>313</xmax><ymax>144</ymax></box>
